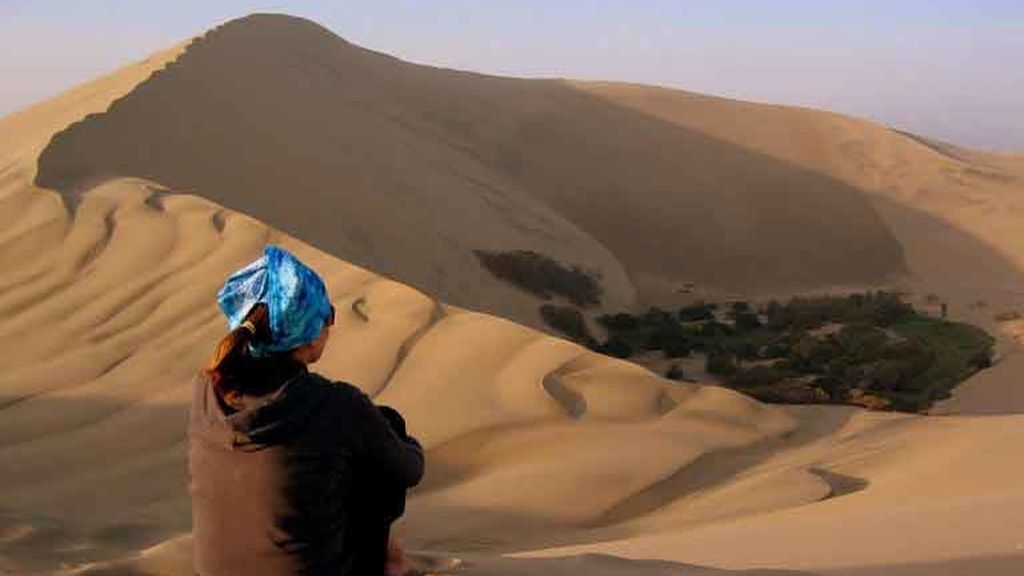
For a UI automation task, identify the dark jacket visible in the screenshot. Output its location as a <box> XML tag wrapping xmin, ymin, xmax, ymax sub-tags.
<box><xmin>188</xmin><ymin>360</ymin><xmax>424</xmax><ymax>576</ymax></box>
<box><xmin>374</xmin><ymin>405</ymin><xmax>413</xmax><ymax>522</ymax></box>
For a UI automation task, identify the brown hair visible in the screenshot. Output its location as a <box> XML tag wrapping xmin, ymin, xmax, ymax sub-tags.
<box><xmin>205</xmin><ymin>304</ymin><xmax>271</xmax><ymax>398</ymax></box>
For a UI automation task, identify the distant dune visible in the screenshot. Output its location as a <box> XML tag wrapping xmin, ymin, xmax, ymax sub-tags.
<box><xmin>3</xmin><ymin>12</ymin><xmax>1024</xmax><ymax>576</ymax></box>
<box><xmin>571</xmin><ymin>82</ymin><xmax>1024</xmax><ymax>306</ymax></box>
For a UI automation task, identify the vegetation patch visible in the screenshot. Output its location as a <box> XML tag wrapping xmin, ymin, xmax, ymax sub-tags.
<box><xmin>539</xmin><ymin>304</ymin><xmax>597</xmax><ymax>347</ymax></box>
<box><xmin>475</xmin><ymin>249</ymin><xmax>603</xmax><ymax>307</ymax></box>
<box><xmin>665</xmin><ymin>364</ymin><xmax>687</xmax><ymax>381</ymax></box>
<box><xmin>561</xmin><ymin>292</ymin><xmax>995</xmax><ymax>413</ymax></box>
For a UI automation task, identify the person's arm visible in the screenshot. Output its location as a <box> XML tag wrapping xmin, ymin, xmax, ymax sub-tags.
<box><xmin>378</xmin><ymin>405</ymin><xmax>409</xmax><ymax>440</ymax></box>
<box><xmin>352</xmin><ymin>392</ymin><xmax>425</xmax><ymax>488</ymax></box>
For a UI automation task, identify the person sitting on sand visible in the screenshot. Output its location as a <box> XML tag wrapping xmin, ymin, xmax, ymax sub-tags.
<box><xmin>188</xmin><ymin>245</ymin><xmax>424</xmax><ymax>576</ymax></box>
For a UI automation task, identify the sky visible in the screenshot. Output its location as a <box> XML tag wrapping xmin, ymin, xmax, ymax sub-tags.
<box><xmin>1</xmin><ymin>1</ymin><xmax>1021</xmax><ymax>151</ymax></box>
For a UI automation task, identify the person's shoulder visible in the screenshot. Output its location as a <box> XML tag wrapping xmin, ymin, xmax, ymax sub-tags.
<box><xmin>297</xmin><ymin>372</ymin><xmax>371</xmax><ymax>409</ymax></box>
<box><xmin>300</xmin><ymin>372</ymin><xmax>361</xmax><ymax>394</ymax></box>
<box><xmin>291</xmin><ymin>373</ymin><xmax>380</xmax><ymax>442</ymax></box>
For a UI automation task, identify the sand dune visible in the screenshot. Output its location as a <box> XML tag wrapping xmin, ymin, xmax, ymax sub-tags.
<box><xmin>3</xmin><ymin>11</ymin><xmax>1024</xmax><ymax>576</ymax></box>
<box><xmin>28</xmin><ymin>15</ymin><xmax>1024</xmax><ymax>325</ymax></box>
<box><xmin>573</xmin><ymin>82</ymin><xmax>1024</xmax><ymax>306</ymax></box>
<box><xmin>32</xmin><ymin>14</ymin><xmax>908</xmax><ymax>320</ymax></box>
<box><xmin>523</xmin><ymin>407</ymin><xmax>1024</xmax><ymax>575</ymax></box>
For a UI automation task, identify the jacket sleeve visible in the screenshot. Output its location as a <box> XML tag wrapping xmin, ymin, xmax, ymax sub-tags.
<box><xmin>351</xmin><ymin>391</ymin><xmax>425</xmax><ymax>488</ymax></box>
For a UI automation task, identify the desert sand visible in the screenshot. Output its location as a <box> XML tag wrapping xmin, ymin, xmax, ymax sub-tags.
<box><xmin>2</xmin><ymin>13</ymin><xmax>1024</xmax><ymax>576</ymax></box>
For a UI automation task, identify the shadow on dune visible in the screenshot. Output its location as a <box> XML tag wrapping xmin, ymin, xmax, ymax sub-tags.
<box><xmin>0</xmin><ymin>506</ymin><xmax>184</xmax><ymax>575</ymax></box>
<box><xmin>866</xmin><ymin>193</ymin><xmax>1024</xmax><ymax>295</ymax></box>
<box><xmin>451</xmin><ymin>552</ymin><xmax>816</xmax><ymax>576</ymax></box>
<box><xmin>822</xmin><ymin>553</ymin><xmax>1024</xmax><ymax>576</ymax></box>
<box><xmin>808</xmin><ymin>467</ymin><xmax>868</xmax><ymax>499</ymax></box>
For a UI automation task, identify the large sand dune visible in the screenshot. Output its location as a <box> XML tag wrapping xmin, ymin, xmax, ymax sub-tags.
<box><xmin>3</xmin><ymin>12</ymin><xmax>1024</xmax><ymax>576</ymax></box>
<box><xmin>32</xmin><ymin>15</ymin><xmax>910</xmax><ymax>319</ymax></box>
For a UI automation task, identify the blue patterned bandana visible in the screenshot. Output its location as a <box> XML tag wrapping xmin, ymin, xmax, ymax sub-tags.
<box><xmin>217</xmin><ymin>245</ymin><xmax>333</xmax><ymax>356</ymax></box>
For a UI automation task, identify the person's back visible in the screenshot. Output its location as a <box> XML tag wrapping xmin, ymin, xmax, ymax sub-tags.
<box><xmin>189</xmin><ymin>245</ymin><xmax>424</xmax><ymax>576</ymax></box>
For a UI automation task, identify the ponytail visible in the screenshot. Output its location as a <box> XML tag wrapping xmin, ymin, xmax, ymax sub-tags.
<box><xmin>205</xmin><ymin>304</ymin><xmax>270</xmax><ymax>398</ymax></box>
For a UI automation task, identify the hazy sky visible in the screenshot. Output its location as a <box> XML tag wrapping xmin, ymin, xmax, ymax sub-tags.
<box><xmin>2</xmin><ymin>1</ymin><xmax>1021</xmax><ymax>151</ymax></box>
